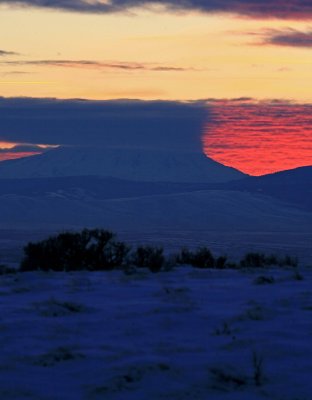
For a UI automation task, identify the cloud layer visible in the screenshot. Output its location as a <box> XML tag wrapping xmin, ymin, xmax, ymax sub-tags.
<box><xmin>0</xmin><ymin>97</ymin><xmax>311</xmax><ymax>175</ymax></box>
<box><xmin>1</xmin><ymin>59</ymin><xmax>190</xmax><ymax>72</ymax></box>
<box><xmin>1</xmin><ymin>0</ymin><xmax>312</xmax><ymax>19</ymax></box>
<box><xmin>0</xmin><ymin>97</ymin><xmax>207</xmax><ymax>152</ymax></box>
<box><xmin>203</xmin><ymin>99</ymin><xmax>312</xmax><ymax>175</ymax></box>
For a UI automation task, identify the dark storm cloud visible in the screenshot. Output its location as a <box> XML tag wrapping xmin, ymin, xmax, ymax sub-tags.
<box><xmin>0</xmin><ymin>59</ymin><xmax>189</xmax><ymax>72</ymax></box>
<box><xmin>261</xmin><ymin>28</ymin><xmax>312</xmax><ymax>47</ymax></box>
<box><xmin>0</xmin><ymin>97</ymin><xmax>207</xmax><ymax>152</ymax></box>
<box><xmin>1</xmin><ymin>0</ymin><xmax>312</xmax><ymax>19</ymax></box>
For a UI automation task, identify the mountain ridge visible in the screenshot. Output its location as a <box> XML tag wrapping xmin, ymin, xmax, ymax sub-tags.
<box><xmin>223</xmin><ymin>165</ymin><xmax>312</xmax><ymax>211</ymax></box>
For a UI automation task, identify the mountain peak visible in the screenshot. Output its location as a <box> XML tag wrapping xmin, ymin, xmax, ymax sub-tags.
<box><xmin>0</xmin><ymin>146</ymin><xmax>245</xmax><ymax>183</ymax></box>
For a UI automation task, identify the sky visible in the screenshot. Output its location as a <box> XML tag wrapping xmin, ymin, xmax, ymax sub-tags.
<box><xmin>0</xmin><ymin>0</ymin><xmax>311</xmax><ymax>175</ymax></box>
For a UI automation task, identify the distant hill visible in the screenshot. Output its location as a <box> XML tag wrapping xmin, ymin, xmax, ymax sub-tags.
<box><xmin>0</xmin><ymin>187</ymin><xmax>311</xmax><ymax>232</ymax></box>
<box><xmin>224</xmin><ymin>166</ymin><xmax>312</xmax><ymax>211</ymax></box>
<box><xmin>0</xmin><ymin>167</ymin><xmax>311</xmax><ymax>261</ymax></box>
<box><xmin>0</xmin><ymin>146</ymin><xmax>245</xmax><ymax>183</ymax></box>
<box><xmin>0</xmin><ymin>176</ymin><xmax>212</xmax><ymax>199</ymax></box>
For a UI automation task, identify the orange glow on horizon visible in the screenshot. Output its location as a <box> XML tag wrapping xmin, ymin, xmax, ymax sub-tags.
<box><xmin>0</xmin><ymin>152</ymin><xmax>41</xmax><ymax>162</ymax></box>
<box><xmin>0</xmin><ymin>142</ymin><xmax>16</xmax><ymax>149</ymax></box>
<box><xmin>203</xmin><ymin>102</ymin><xmax>312</xmax><ymax>176</ymax></box>
<box><xmin>0</xmin><ymin>141</ymin><xmax>48</xmax><ymax>161</ymax></box>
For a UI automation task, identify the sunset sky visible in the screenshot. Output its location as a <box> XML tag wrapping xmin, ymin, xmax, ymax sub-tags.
<box><xmin>0</xmin><ymin>0</ymin><xmax>311</xmax><ymax>175</ymax></box>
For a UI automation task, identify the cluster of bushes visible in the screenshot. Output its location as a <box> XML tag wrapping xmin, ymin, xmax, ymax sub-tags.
<box><xmin>175</xmin><ymin>249</ymin><xmax>297</xmax><ymax>269</ymax></box>
<box><xmin>175</xmin><ymin>247</ymin><xmax>227</xmax><ymax>269</ymax></box>
<box><xmin>0</xmin><ymin>264</ymin><xmax>17</xmax><ymax>275</ymax></box>
<box><xmin>14</xmin><ymin>229</ymin><xmax>299</xmax><ymax>273</ymax></box>
<box><xmin>20</xmin><ymin>229</ymin><xmax>129</xmax><ymax>272</ymax></box>
<box><xmin>240</xmin><ymin>252</ymin><xmax>298</xmax><ymax>268</ymax></box>
<box><xmin>129</xmin><ymin>245</ymin><xmax>165</xmax><ymax>273</ymax></box>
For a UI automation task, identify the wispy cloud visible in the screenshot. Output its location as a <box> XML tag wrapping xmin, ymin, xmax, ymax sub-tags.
<box><xmin>0</xmin><ymin>59</ymin><xmax>192</xmax><ymax>72</ymax></box>
<box><xmin>1</xmin><ymin>71</ymin><xmax>33</xmax><ymax>76</ymax></box>
<box><xmin>1</xmin><ymin>0</ymin><xmax>311</xmax><ymax>19</ymax></box>
<box><xmin>238</xmin><ymin>27</ymin><xmax>312</xmax><ymax>48</ymax></box>
<box><xmin>259</xmin><ymin>28</ymin><xmax>312</xmax><ymax>48</ymax></box>
<box><xmin>0</xmin><ymin>50</ymin><xmax>19</xmax><ymax>57</ymax></box>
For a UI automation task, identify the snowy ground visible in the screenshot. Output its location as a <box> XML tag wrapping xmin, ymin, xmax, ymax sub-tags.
<box><xmin>0</xmin><ymin>266</ymin><xmax>311</xmax><ymax>399</ymax></box>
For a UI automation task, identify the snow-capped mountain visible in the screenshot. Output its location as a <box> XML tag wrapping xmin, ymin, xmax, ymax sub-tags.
<box><xmin>0</xmin><ymin>146</ymin><xmax>245</xmax><ymax>183</ymax></box>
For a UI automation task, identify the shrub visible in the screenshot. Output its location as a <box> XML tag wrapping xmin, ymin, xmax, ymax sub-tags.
<box><xmin>176</xmin><ymin>246</ymin><xmax>215</xmax><ymax>268</ymax></box>
<box><xmin>0</xmin><ymin>264</ymin><xmax>16</xmax><ymax>275</ymax></box>
<box><xmin>292</xmin><ymin>269</ymin><xmax>304</xmax><ymax>281</ymax></box>
<box><xmin>280</xmin><ymin>255</ymin><xmax>298</xmax><ymax>268</ymax></box>
<box><xmin>254</xmin><ymin>275</ymin><xmax>275</xmax><ymax>285</ymax></box>
<box><xmin>240</xmin><ymin>252</ymin><xmax>267</xmax><ymax>268</ymax></box>
<box><xmin>252</xmin><ymin>351</ymin><xmax>265</xmax><ymax>386</ymax></box>
<box><xmin>240</xmin><ymin>252</ymin><xmax>298</xmax><ymax>268</ymax></box>
<box><xmin>19</xmin><ymin>230</ymin><xmax>300</xmax><ymax>273</ymax></box>
<box><xmin>20</xmin><ymin>229</ymin><xmax>130</xmax><ymax>272</ymax></box>
<box><xmin>34</xmin><ymin>346</ymin><xmax>85</xmax><ymax>367</ymax></box>
<box><xmin>225</xmin><ymin>262</ymin><xmax>239</xmax><ymax>269</ymax></box>
<box><xmin>215</xmin><ymin>256</ymin><xmax>227</xmax><ymax>269</ymax></box>
<box><xmin>130</xmin><ymin>245</ymin><xmax>165</xmax><ymax>272</ymax></box>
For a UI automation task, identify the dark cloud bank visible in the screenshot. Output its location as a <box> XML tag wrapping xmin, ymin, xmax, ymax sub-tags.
<box><xmin>0</xmin><ymin>97</ymin><xmax>310</xmax><ymax>155</ymax></box>
<box><xmin>1</xmin><ymin>0</ymin><xmax>312</xmax><ymax>19</ymax></box>
<box><xmin>0</xmin><ymin>97</ymin><xmax>207</xmax><ymax>152</ymax></box>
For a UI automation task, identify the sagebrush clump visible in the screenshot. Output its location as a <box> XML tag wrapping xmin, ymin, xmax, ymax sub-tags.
<box><xmin>18</xmin><ymin>229</ymin><xmax>300</xmax><ymax>272</ymax></box>
<box><xmin>20</xmin><ymin>229</ymin><xmax>129</xmax><ymax>272</ymax></box>
<box><xmin>130</xmin><ymin>245</ymin><xmax>165</xmax><ymax>272</ymax></box>
<box><xmin>240</xmin><ymin>252</ymin><xmax>298</xmax><ymax>268</ymax></box>
<box><xmin>175</xmin><ymin>247</ymin><xmax>215</xmax><ymax>268</ymax></box>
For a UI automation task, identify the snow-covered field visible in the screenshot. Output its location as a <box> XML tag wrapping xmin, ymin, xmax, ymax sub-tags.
<box><xmin>0</xmin><ymin>266</ymin><xmax>311</xmax><ymax>399</ymax></box>
<box><xmin>0</xmin><ymin>142</ymin><xmax>310</xmax><ymax>399</ymax></box>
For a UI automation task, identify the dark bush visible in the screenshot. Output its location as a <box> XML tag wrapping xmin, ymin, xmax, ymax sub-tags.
<box><xmin>280</xmin><ymin>255</ymin><xmax>298</xmax><ymax>268</ymax></box>
<box><xmin>254</xmin><ymin>275</ymin><xmax>275</xmax><ymax>285</ymax></box>
<box><xmin>176</xmin><ymin>246</ymin><xmax>215</xmax><ymax>268</ymax></box>
<box><xmin>175</xmin><ymin>247</ymin><xmax>191</xmax><ymax>265</ymax></box>
<box><xmin>240</xmin><ymin>253</ymin><xmax>267</xmax><ymax>268</ymax></box>
<box><xmin>240</xmin><ymin>252</ymin><xmax>298</xmax><ymax>268</ymax></box>
<box><xmin>225</xmin><ymin>262</ymin><xmax>239</xmax><ymax>269</ymax></box>
<box><xmin>20</xmin><ymin>229</ymin><xmax>130</xmax><ymax>272</ymax></box>
<box><xmin>19</xmin><ymin>229</ymin><xmax>299</xmax><ymax>273</ymax></box>
<box><xmin>130</xmin><ymin>245</ymin><xmax>165</xmax><ymax>272</ymax></box>
<box><xmin>215</xmin><ymin>256</ymin><xmax>227</xmax><ymax>269</ymax></box>
<box><xmin>0</xmin><ymin>264</ymin><xmax>16</xmax><ymax>275</ymax></box>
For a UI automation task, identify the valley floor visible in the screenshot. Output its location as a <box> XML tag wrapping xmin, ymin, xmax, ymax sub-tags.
<box><xmin>0</xmin><ymin>266</ymin><xmax>311</xmax><ymax>399</ymax></box>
